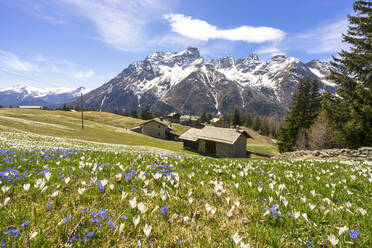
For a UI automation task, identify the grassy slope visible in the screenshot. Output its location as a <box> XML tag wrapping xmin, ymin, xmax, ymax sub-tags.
<box><xmin>0</xmin><ymin>109</ymin><xmax>278</xmax><ymax>156</ymax></box>
<box><xmin>240</xmin><ymin>127</ymin><xmax>279</xmax><ymax>156</ymax></box>
<box><xmin>0</xmin><ymin>109</ymin><xmax>192</xmax><ymax>154</ymax></box>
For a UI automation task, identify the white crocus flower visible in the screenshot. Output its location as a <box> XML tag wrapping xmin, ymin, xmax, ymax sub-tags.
<box><xmin>137</xmin><ymin>202</ymin><xmax>148</xmax><ymax>215</ymax></box>
<box><xmin>328</xmin><ymin>234</ymin><xmax>339</xmax><ymax>246</ymax></box>
<box><xmin>3</xmin><ymin>197</ymin><xmax>10</xmax><ymax>206</ymax></box>
<box><xmin>129</xmin><ymin>197</ymin><xmax>137</xmax><ymax>209</ymax></box>
<box><xmin>143</xmin><ymin>224</ymin><xmax>152</xmax><ymax>238</ymax></box>
<box><xmin>227</xmin><ymin>206</ymin><xmax>235</xmax><ymax>218</ymax></box>
<box><xmin>30</xmin><ymin>232</ymin><xmax>38</xmax><ymax>239</ymax></box>
<box><xmin>64</xmin><ymin>177</ymin><xmax>70</xmax><ymax>184</ymax></box>
<box><xmin>78</xmin><ymin>188</ymin><xmax>86</xmax><ymax>195</ymax></box>
<box><xmin>240</xmin><ymin>242</ymin><xmax>250</xmax><ymax>248</ymax></box>
<box><xmin>2</xmin><ymin>186</ymin><xmax>10</xmax><ymax>193</ymax></box>
<box><xmin>338</xmin><ymin>226</ymin><xmax>348</xmax><ymax>236</ymax></box>
<box><xmin>45</xmin><ymin>172</ymin><xmax>51</xmax><ymax>181</ymax></box>
<box><xmin>100</xmin><ymin>179</ymin><xmax>108</xmax><ymax>187</ymax></box>
<box><xmin>232</xmin><ymin>232</ymin><xmax>242</xmax><ymax>245</ymax></box>
<box><xmin>51</xmin><ymin>191</ymin><xmax>59</xmax><ymax>197</ymax></box>
<box><xmin>23</xmin><ymin>184</ymin><xmax>30</xmax><ymax>192</ymax></box>
<box><xmin>358</xmin><ymin>208</ymin><xmax>366</xmax><ymax>215</ymax></box>
<box><xmin>308</xmin><ymin>203</ymin><xmax>316</xmax><ymax>211</ymax></box>
<box><xmin>118</xmin><ymin>223</ymin><xmax>125</xmax><ymax>235</ymax></box>
<box><xmin>293</xmin><ymin>211</ymin><xmax>300</xmax><ymax>219</ymax></box>
<box><xmin>133</xmin><ymin>215</ymin><xmax>140</xmax><ymax>227</ymax></box>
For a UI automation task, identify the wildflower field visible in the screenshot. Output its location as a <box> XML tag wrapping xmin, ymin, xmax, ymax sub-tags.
<box><xmin>0</xmin><ymin>126</ymin><xmax>371</xmax><ymax>247</ymax></box>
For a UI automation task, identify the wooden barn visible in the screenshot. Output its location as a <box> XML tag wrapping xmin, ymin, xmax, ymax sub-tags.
<box><xmin>130</xmin><ymin>118</ymin><xmax>178</xmax><ymax>140</ymax></box>
<box><xmin>179</xmin><ymin>126</ymin><xmax>251</xmax><ymax>158</ymax></box>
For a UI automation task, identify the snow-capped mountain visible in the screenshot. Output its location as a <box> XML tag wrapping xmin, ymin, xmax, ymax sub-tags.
<box><xmin>74</xmin><ymin>47</ymin><xmax>335</xmax><ymax>116</ymax></box>
<box><xmin>0</xmin><ymin>83</ymin><xmax>90</xmax><ymax>108</ymax></box>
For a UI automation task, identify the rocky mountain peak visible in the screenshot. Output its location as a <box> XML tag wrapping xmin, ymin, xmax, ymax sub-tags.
<box><xmin>75</xmin><ymin>47</ymin><xmax>335</xmax><ymax>117</ymax></box>
<box><xmin>179</xmin><ymin>47</ymin><xmax>200</xmax><ymax>59</ymax></box>
<box><xmin>246</xmin><ymin>53</ymin><xmax>260</xmax><ymax>61</ymax></box>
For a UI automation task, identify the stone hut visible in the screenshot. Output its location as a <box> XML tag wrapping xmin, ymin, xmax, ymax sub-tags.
<box><xmin>131</xmin><ymin>118</ymin><xmax>178</xmax><ymax>140</ymax></box>
<box><xmin>180</xmin><ymin>115</ymin><xmax>202</xmax><ymax>128</ymax></box>
<box><xmin>179</xmin><ymin>126</ymin><xmax>251</xmax><ymax>157</ymax></box>
<box><xmin>210</xmin><ymin>118</ymin><xmax>229</xmax><ymax>128</ymax></box>
<box><xmin>167</xmin><ymin>112</ymin><xmax>180</xmax><ymax>123</ymax></box>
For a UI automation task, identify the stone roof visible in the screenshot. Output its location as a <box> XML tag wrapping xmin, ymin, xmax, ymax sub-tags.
<box><xmin>178</xmin><ymin>128</ymin><xmax>201</xmax><ymax>142</ymax></box>
<box><xmin>179</xmin><ymin>126</ymin><xmax>251</xmax><ymax>144</ymax></box>
<box><xmin>168</xmin><ymin>112</ymin><xmax>180</xmax><ymax>117</ymax></box>
<box><xmin>180</xmin><ymin>115</ymin><xmax>200</xmax><ymax>121</ymax></box>
<box><xmin>131</xmin><ymin>118</ymin><xmax>172</xmax><ymax>131</ymax></box>
<box><xmin>210</xmin><ymin>118</ymin><xmax>221</xmax><ymax>123</ymax></box>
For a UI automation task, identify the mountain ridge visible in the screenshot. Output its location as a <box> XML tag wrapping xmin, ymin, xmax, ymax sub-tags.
<box><xmin>0</xmin><ymin>83</ymin><xmax>90</xmax><ymax>108</ymax></box>
<box><xmin>77</xmin><ymin>47</ymin><xmax>334</xmax><ymax>116</ymax></box>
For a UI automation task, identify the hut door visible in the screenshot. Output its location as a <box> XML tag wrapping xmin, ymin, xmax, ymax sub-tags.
<box><xmin>205</xmin><ymin>141</ymin><xmax>216</xmax><ymax>155</ymax></box>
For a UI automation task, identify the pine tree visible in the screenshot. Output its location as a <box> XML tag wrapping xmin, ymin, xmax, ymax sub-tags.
<box><xmin>200</xmin><ymin>113</ymin><xmax>207</xmax><ymax>123</ymax></box>
<box><xmin>207</xmin><ymin>113</ymin><xmax>213</xmax><ymax>123</ymax></box>
<box><xmin>130</xmin><ymin>110</ymin><xmax>138</xmax><ymax>118</ymax></box>
<box><xmin>309</xmin><ymin>78</ymin><xmax>322</xmax><ymax>123</ymax></box>
<box><xmin>252</xmin><ymin>115</ymin><xmax>261</xmax><ymax>131</ymax></box>
<box><xmin>325</xmin><ymin>0</ymin><xmax>372</xmax><ymax>148</ymax></box>
<box><xmin>244</xmin><ymin>113</ymin><xmax>252</xmax><ymax>127</ymax></box>
<box><xmin>231</xmin><ymin>108</ymin><xmax>242</xmax><ymax>126</ymax></box>
<box><xmin>262</xmin><ymin>118</ymin><xmax>270</xmax><ymax>135</ymax></box>
<box><xmin>277</xmin><ymin>77</ymin><xmax>322</xmax><ymax>152</ymax></box>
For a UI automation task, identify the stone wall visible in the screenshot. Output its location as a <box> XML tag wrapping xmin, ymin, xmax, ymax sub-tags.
<box><xmin>275</xmin><ymin>147</ymin><xmax>372</xmax><ymax>160</ymax></box>
<box><xmin>142</xmin><ymin>121</ymin><xmax>167</xmax><ymax>139</ymax></box>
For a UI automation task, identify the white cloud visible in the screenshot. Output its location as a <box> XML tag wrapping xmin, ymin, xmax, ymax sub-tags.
<box><xmin>0</xmin><ymin>50</ymin><xmax>39</xmax><ymax>71</ymax></box>
<box><xmin>296</xmin><ymin>19</ymin><xmax>348</xmax><ymax>54</ymax></box>
<box><xmin>164</xmin><ymin>14</ymin><xmax>286</xmax><ymax>43</ymax></box>
<box><xmin>63</xmin><ymin>0</ymin><xmax>173</xmax><ymax>51</ymax></box>
<box><xmin>256</xmin><ymin>44</ymin><xmax>285</xmax><ymax>56</ymax></box>
<box><xmin>34</xmin><ymin>55</ymin><xmax>48</xmax><ymax>62</ymax></box>
<box><xmin>74</xmin><ymin>69</ymin><xmax>94</xmax><ymax>79</ymax></box>
<box><xmin>255</xmin><ymin>19</ymin><xmax>349</xmax><ymax>57</ymax></box>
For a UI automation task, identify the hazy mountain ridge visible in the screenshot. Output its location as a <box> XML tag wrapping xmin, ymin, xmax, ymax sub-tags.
<box><xmin>0</xmin><ymin>83</ymin><xmax>90</xmax><ymax>107</ymax></box>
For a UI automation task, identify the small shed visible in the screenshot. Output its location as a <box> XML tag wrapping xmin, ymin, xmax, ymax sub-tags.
<box><xmin>130</xmin><ymin>118</ymin><xmax>178</xmax><ymax>140</ymax></box>
<box><xmin>210</xmin><ymin>118</ymin><xmax>229</xmax><ymax>128</ymax></box>
<box><xmin>179</xmin><ymin>126</ymin><xmax>251</xmax><ymax>158</ymax></box>
<box><xmin>167</xmin><ymin>112</ymin><xmax>180</xmax><ymax>123</ymax></box>
<box><xmin>180</xmin><ymin>115</ymin><xmax>202</xmax><ymax>128</ymax></box>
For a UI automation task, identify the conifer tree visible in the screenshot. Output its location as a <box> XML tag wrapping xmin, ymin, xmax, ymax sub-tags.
<box><xmin>200</xmin><ymin>113</ymin><xmax>207</xmax><ymax>123</ymax></box>
<box><xmin>252</xmin><ymin>115</ymin><xmax>261</xmax><ymax>131</ymax></box>
<box><xmin>325</xmin><ymin>0</ymin><xmax>372</xmax><ymax>148</ymax></box>
<box><xmin>277</xmin><ymin>77</ymin><xmax>322</xmax><ymax>152</ymax></box>
<box><xmin>245</xmin><ymin>113</ymin><xmax>253</xmax><ymax>127</ymax></box>
<box><xmin>207</xmin><ymin>113</ymin><xmax>213</xmax><ymax>123</ymax></box>
<box><xmin>231</xmin><ymin>108</ymin><xmax>242</xmax><ymax>126</ymax></box>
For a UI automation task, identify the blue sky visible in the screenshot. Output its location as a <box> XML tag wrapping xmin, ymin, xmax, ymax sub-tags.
<box><xmin>0</xmin><ymin>0</ymin><xmax>354</xmax><ymax>90</ymax></box>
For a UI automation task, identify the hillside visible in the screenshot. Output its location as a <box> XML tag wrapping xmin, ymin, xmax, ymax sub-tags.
<box><xmin>0</xmin><ymin>109</ymin><xmax>277</xmax><ymax>155</ymax></box>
